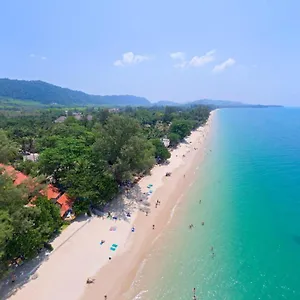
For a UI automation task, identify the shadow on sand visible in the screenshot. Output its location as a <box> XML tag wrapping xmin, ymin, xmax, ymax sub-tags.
<box><xmin>0</xmin><ymin>184</ymin><xmax>152</xmax><ymax>299</ymax></box>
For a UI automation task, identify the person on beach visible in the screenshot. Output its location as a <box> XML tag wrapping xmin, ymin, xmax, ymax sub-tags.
<box><xmin>11</xmin><ymin>274</ymin><xmax>16</xmax><ymax>284</ymax></box>
<box><xmin>104</xmin><ymin>295</ymin><xmax>107</xmax><ymax>300</ymax></box>
<box><xmin>193</xmin><ymin>287</ymin><xmax>197</xmax><ymax>299</ymax></box>
<box><xmin>152</xmin><ymin>224</ymin><xmax>155</xmax><ymax>230</ymax></box>
<box><xmin>146</xmin><ymin>211</ymin><xmax>148</xmax><ymax>216</ymax></box>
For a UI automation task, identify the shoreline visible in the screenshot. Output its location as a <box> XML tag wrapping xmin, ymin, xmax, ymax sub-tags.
<box><xmin>82</xmin><ymin>111</ymin><xmax>216</xmax><ymax>300</ymax></box>
<box><xmin>7</xmin><ymin>111</ymin><xmax>216</xmax><ymax>300</ymax></box>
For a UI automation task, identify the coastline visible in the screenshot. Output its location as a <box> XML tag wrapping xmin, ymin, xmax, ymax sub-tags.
<box><xmin>82</xmin><ymin>110</ymin><xmax>216</xmax><ymax>300</ymax></box>
<box><xmin>7</xmin><ymin>110</ymin><xmax>216</xmax><ymax>300</ymax></box>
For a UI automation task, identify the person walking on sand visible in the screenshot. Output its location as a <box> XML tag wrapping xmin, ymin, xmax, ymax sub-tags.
<box><xmin>152</xmin><ymin>224</ymin><xmax>155</xmax><ymax>230</ymax></box>
<box><xmin>104</xmin><ymin>295</ymin><xmax>107</xmax><ymax>300</ymax></box>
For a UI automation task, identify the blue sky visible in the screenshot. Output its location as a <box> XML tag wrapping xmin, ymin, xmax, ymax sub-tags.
<box><xmin>1</xmin><ymin>0</ymin><xmax>300</xmax><ymax>105</ymax></box>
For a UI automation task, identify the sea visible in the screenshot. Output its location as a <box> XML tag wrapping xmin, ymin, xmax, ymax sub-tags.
<box><xmin>129</xmin><ymin>107</ymin><xmax>300</xmax><ymax>300</ymax></box>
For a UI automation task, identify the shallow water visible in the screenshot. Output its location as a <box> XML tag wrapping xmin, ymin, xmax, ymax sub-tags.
<box><xmin>130</xmin><ymin>108</ymin><xmax>300</xmax><ymax>300</ymax></box>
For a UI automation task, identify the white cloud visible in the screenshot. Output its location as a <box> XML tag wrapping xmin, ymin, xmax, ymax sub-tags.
<box><xmin>189</xmin><ymin>50</ymin><xmax>216</xmax><ymax>67</ymax></box>
<box><xmin>29</xmin><ymin>54</ymin><xmax>47</xmax><ymax>60</ymax></box>
<box><xmin>170</xmin><ymin>50</ymin><xmax>216</xmax><ymax>68</ymax></box>
<box><xmin>170</xmin><ymin>52</ymin><xmax>186</xmax><ymax>61</ymax></box>
<box><xmin>113</xmin><ymin>52</ymin><xmax>150</xmax><ymax>66</ymax></box>
<box><xmin>213</xmin><ymin>58</ymin><xmax>236</xmax><ymax>73</ymax></box>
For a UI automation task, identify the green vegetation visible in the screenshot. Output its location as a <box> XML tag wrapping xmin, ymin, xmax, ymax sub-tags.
<box><xmin>0</xmin><ymin>78</ymin><xmax>151</xmax><ymax>106</ymax></box>
<box><xmin>0</xmin><ymin>172</ymin><xmax>62</xmax><ymax>276</ymax></box>
<box><xmin>0</xmin><ymin>104</ymin><xmax>211</xmax><ymax>276</ymax></box>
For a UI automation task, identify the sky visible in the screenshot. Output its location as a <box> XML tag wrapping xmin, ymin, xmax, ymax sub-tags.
<box><xmin>1</xmin><ymin>0</ymin><xmax>300</xmax><ymax>105</ymax></box>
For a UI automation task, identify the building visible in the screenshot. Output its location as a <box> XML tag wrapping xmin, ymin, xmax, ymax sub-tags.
<box><xmin>0</xmin><ymin>164</ymin><xmax>74</xmax><ymax>219</ymax></box>
<box><xmin>161</xmin><ymin>138</ymin><xmax>170</xmax><ymax>148</ymax></box>
<box><xmin>108</xmin><ymin>108</ymin><xmax>120</xmax><ymax>113</ymax></box>
<box><xmin>23</xmin><ymin>153</ymin><xmax>39</xmax><ymax>162</ymax></box>
<box><xmin>54</xmin><ymin>116</ymin><xmax>67</xmax><ymax>123</ymax></box>
<box><xmin>0</xmin><ymin>164</ymin><xmax>28</xmax><ymax>185</ymax></box>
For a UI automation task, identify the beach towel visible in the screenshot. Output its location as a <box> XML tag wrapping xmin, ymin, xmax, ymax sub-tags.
<box><xmin>109</xmin><ymin>226</ymin><xmax>117</xmax><ymax>231</ymax></box>
<box><xmin>110</xmin><ymin>244</ymin><xmax>118</xmax><ymax>251</ymax></box>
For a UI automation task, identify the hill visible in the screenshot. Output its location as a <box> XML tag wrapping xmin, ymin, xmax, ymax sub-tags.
<box><xmin>0</xmin><ymin>78</ymin><xmax>282</xmax><ymax>109</ymax></box>
<box><xmin>0</xmin><ymin>78</ymin><xmax>151</xmax><ymax>107</ymax></box>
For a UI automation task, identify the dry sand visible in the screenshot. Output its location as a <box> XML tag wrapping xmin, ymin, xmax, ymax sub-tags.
<box><xmin>8</xmin><ymin>111</ymin><xmax>215</xmax><ymax>300</ymax></box>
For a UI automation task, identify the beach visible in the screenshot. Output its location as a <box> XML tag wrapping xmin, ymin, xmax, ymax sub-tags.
<box><xmin>7</xmin><ymin>111</ymin><xmax>215</xmax><ymax>300</ymax></box>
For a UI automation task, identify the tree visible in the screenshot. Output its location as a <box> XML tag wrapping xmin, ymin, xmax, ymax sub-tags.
<box><xmin>0</xmin><ymin>173</ymin><xmax>26</xmax><ymax>213</ymax></box>
<box><xmin>16</xmin><ymin>160</ymin><xmax>38</xmax><ymax>176</ymax></box>
<box><xmin>95</xmin><ymin>109</ymin><xmax>110</xmax><ymax>124</ymax></box>
<box><xmin>93</xmin><ymin>115</ymin><xmax>155</xmax><ymax>183</ymax></box>
<box><xmin>163</xmin><ymin>106</ymin><xmax>177</xmax><ymax>123</ymax></box>
<box><xmin>168</xmin><ymin>132</ymin><xmax>181</xmax><ymax>147</ymax></box>
<box><xmin>65</xmin><ymin>158</ymin><xmax>118</xmax><ymax>206</ymax></box>
<box><xmin>38</xmin><ymin>136</ymin><xmax>91</xmax><ymax>185</ymax></box>
<box><xmin>0</xmin><ymin>211</ymin><xmax>12</xmax><ymax>261</ymax></box>
<box><xmin>0</xmin><ymin>129</ymin><xmax>19</xmax><ymax>163</ymax></box>
<box><xmin>169</xmin><ymin>119</ymin><xmax>193</xmax><ymax>140</ymax></box>
<box><xmin>151</xmin><ymin>139</ymin><xmax>171</xmax><ymax>162</ymax></box>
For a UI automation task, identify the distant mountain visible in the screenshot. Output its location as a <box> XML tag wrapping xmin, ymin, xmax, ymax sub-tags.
<box><xmin>153</xmin><ymin>100</ymin><xmax>181</xmax><ymax>106</ymax></box>
<box><xmin>0</xmin><ymin>78</ymin><xmax>282</xmax><ymax>109</ymax></box>
<box><xmin>154</xmin><ymin>99</ymin><xmax>282</xmax><ymax>108</ymax></box>
<box><xmin>0</xmin><ymin>78</ymin><xmax>151</xmax><ymax>107</ymax></box>
<box><xmin>189</xmin><ymin>99</ymin><xmax>245</xmax><ymax>107</ymax></box>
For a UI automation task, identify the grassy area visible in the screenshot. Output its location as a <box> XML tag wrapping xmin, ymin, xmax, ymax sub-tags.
<box><xmin>60</xmin><ymin>222</ymin><xmax>70</xmax><ymax>231</ymax></box>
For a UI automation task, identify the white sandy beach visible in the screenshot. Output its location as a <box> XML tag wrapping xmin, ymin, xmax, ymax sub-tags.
<box><xmin>7</xmin><ymin>111</ymin><xmax>215</xmax><ymax>300</ymax></box>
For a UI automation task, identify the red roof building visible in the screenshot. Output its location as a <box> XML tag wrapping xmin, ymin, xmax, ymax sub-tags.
<box><xmin>0</xmin><ymin>163</ymin><xmax>28</xmax><ymax>185</ymax></box>
<box><xmin>56</xmin><ymin>193</ymin><xmax>74</xmax><ymax>217</ymax></box>
<box><xmin>0</xmin><ymin>164</ymin><xmax>74</xmax><ymax>218</ymax></box>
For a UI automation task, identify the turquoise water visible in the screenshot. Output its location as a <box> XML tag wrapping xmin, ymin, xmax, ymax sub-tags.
<box><xmin>131</xmin><ymin>108</ymin><xmax>300</xmax><ymax>300</ymax></box>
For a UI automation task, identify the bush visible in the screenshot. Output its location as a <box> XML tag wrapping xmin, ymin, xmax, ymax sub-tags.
<box><xmin>44</xmin><ymin>242</ymin><xmax>53</xmax><ymax>252</ymax></box>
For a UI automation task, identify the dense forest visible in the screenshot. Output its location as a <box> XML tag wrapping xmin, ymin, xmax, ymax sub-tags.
<box><xmin>0</xmin><ymin>104</ymin><xmax>211</xmax><ymax>277</ymax></box>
